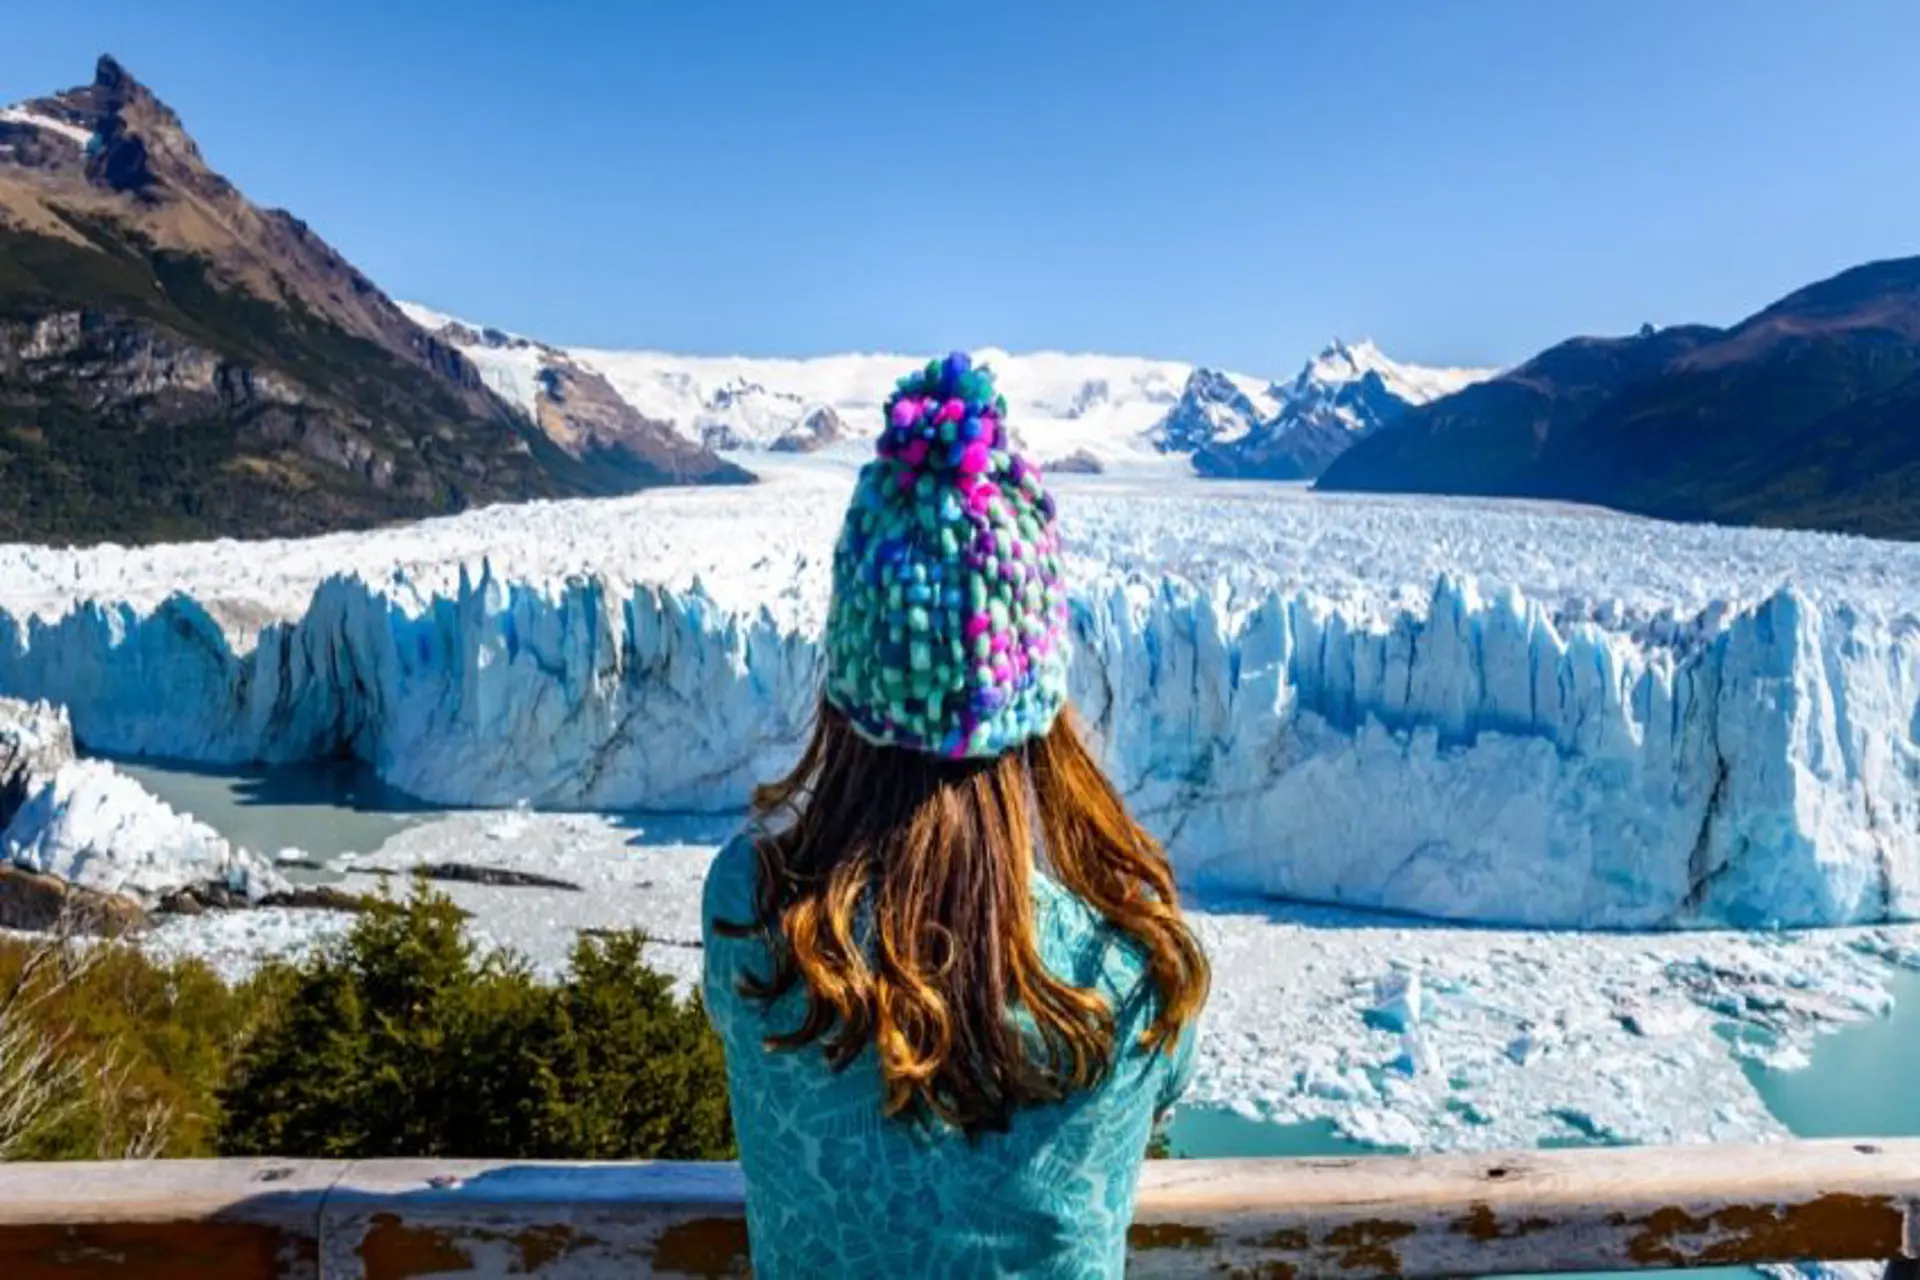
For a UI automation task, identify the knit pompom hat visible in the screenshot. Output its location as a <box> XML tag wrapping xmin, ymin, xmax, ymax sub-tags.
<box><xmin>824</xmin><ymin>352</ymin><xmax>1070</xmax><ymax>759</ymax></box>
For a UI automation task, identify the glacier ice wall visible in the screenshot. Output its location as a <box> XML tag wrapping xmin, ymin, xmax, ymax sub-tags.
<box><xmin>0</xmin><ymin>568</ymin><xmax>1914</xmax><ymax>929</ymax></box>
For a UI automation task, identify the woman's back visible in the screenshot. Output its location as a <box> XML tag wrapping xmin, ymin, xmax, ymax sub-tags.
<box><xmin>701</xmin><ymin>353</ymin><xmax>1207</xmax><ymax>1278</ymax></box>
<box><xmin>703</xmin><ymin>834</ymin><xmax>1195</xmax><ymax>1278</ymax></box>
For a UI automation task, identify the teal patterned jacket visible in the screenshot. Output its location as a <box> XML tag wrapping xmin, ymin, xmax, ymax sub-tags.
<box><xmin>701</xmin><ymin>833</ymin><xmax>1198</xmax><ymax>1279</ymax></box>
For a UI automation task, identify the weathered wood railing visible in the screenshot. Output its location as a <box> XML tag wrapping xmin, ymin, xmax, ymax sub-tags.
<box><xmin>2</xmin><ymin>1139</ymin><xmax>1916</xmax><ymax>1277</ymax></box>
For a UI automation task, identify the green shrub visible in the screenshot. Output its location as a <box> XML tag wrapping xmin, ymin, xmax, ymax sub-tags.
<box><xmin>0</xmin><ymin>933</ymin><xmax>264</xmax><ymax>1160</ymax></box>
<box><xmin>216</xmin><ymin>877</ymin><xmax>734</xmax><ymax>1161</ymax></box>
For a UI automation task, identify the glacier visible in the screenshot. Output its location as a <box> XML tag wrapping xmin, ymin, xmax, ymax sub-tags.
<box><xmin>1</xmin><ymin>699</ymin><xmax>284</xmax><ymax>905</ymax></box>
<box><xmin>1</xmin><ymin>465</ymin><xmax>1916</xmax><ymax>929</ymax></box>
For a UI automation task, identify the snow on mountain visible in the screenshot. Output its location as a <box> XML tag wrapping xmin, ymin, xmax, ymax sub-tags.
<box><xmin>569</xmin><ymin>344</ymin><xmax>1201</xmax><ymax>464</ymax></box>
<box><xmin>394</xmin><ymin>301</ymin><xmax>545</xmax><ymax>416</ymax></box>
<box><xmin>396</xmin><ymin>303</ymin><xmax>1489</xmax><ymax>477</ymax></box>
<box><xmin>1150</xmin><ymin>369</ymin><xmax>1284</xmax><ymax>454</ymax></box>
<box><xmin>1295</xmin><ymin>337</ymin><xmax>1490</xmax><ymax>408</ymax></box>
<box><xmin>2</xmin><ymin>467</ymin><xmax>1915</xmax><ymax>931</ymax></box>
<box><xmin>391</xmin><ymin>302</ymin><xmax>751</xmax><ymax>486</ymax></box>
<box><xmin>0</xmin><ymin>104</ymin><xmax>94</xmax><ymax>148</ymax></box>
<box><xmin>402</xmin><ymin>303</ymin><xmax>1216</xmax><ymax>464</ymax></box>
<box><xmin>1184</xmin><ymin>339</ymin><xmax>1500</xmax><ymax>480</ymax></box>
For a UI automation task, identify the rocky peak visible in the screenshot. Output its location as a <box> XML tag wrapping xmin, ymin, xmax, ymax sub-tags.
<box><xmin>769</xmin><ymin>405</ymin><xmax>848</xmax><ymax>453</ymax></box>
<box><xmin>1154</xmin><ymin>367</ymin><xmax>1278</xmax><ymax>454</ymax></box>
<box><xmin>92</xmin><ymin>54</ymin><xmax>138</xmax><ymax>97</ymax></box>
<box><xmin>17</xmin><ymin>54</ymin><xmax>210</xmax><ymax>198</ymax></box>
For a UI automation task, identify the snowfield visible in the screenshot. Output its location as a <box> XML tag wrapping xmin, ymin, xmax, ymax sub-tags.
<box><xmin>2</xmin><ymin>459</ymin><xmax>1918</xmax><ymax>929</ymax></box>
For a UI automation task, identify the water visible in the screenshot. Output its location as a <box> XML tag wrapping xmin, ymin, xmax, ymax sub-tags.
<box><xmin>1157</xmin><ymin>976</ymin><xmax>1918</xmax><ymax>1280</ymax></box>
<box><xmin>113</xmin><ymin>756</ymin><xmax>440</xmax><ymax>863</ymax></box>
<box><xmin>1163</xmin><ymin>1109</ymin><xmax>1382</xmax><ymax>1159</ymax></box>
<box><xmin>1748</xmin><ymin>968</ymin><xmax>1920</xmax><ymax>1138</ymax></box>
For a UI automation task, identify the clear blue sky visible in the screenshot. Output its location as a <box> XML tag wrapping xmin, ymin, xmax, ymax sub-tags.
<box><xmin>6</xmin><ymin>0</ymin><xmax>1918</xmax><ymax>373</ymax></box>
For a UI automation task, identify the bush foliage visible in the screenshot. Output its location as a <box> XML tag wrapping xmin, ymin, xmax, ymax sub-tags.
<box><xmin>0</xmin><ymin>933</ymin><xmax>262</xmax><ymax>1159</ymax></box>
<box><xmin>217</xmin><ymin>882</ymin><xmax>733</xmax><ymax>1160</ymax></box>
<box><xmin>2</xmin><ymin>877</ymin><xmax>733</xmax><ymax>1162</ymax></box>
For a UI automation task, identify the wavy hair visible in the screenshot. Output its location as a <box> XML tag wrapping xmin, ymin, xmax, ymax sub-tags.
<box><xmin>714</xmin><ymin>700</ymin><xmax>1209</xmax><ymax>1135</ymax></box>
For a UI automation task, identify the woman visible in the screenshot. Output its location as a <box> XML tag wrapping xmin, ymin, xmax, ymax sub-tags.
<box><xmin>703</xmin><ymin>352</ymin><xmax>1210</xmax><ymax>1278</ymax></box>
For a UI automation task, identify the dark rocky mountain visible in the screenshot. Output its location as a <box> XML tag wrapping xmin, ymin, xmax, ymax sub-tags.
<box><xmin>0</xmin><ymin>56</ymin><xmax>743</xmax><ymax>545</ymax></box>
<box><xmin>1319</xmin><ymin>258</ymin><xmax>1920</xmax><ymax>540</ymax></box>
<box><xmin>408</xmin><ymin>317</ymin><xmax>751</xmax><ymax>485</ymax></box>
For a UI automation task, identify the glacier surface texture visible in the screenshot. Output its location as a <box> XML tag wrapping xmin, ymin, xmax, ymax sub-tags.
<box><xmin>1</xmin><ymin>469</ymin><xmax>1915</xmax><ymax>929</ymax></box>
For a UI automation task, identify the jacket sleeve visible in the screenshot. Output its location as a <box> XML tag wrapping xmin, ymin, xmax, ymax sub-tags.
<box><xmin>700</xmin><ymin>832</ymin><xmax>763</xmax><ymax>1044</ymax></box>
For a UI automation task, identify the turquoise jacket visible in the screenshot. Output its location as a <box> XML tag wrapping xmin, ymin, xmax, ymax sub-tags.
<box><xmin>701</xmin><ymin>833</ymin><xmax>1197</xmax><ymax>1279</ymax></box>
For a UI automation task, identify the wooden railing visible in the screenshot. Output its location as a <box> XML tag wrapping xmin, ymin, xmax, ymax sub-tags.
<box><xmin>2</xmin><ymin>1139</ymin><xmax>1916</xmax><ymax>1277</ymax></box>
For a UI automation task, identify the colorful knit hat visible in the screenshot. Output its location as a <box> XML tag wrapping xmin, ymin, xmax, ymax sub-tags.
<box><xmin>823</xmin><ymin>352</ymin><xmax>1071</xmax><ymax>759</ymax></box>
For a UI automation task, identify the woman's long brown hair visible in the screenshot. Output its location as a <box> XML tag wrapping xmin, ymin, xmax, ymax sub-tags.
<box><xmin>714</xmin><ymin>699</ymin><xmax>1209</xmax><ymax>1136</ymax></box>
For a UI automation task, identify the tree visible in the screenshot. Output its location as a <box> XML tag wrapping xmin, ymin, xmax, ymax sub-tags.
<box><xmin>217</xmin><ymin>877</ymin><xmax>733</xmax><ymax>1161</ymax></box>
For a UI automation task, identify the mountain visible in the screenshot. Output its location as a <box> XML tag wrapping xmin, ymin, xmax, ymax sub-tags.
<box><xmin>568</xmin><ymin>343</ymin><xmax>1203</xmax><ymax>467</ymax></box>
<box><xmin>1150</xmin><ymin>368</ymin><xmax>1282</xmax><ymax>456</ymax></box>
<box><xmin>1162</xmin><ymin>340</ymin><xmax>1497</xmax><ymax>480</ymax></box>
<box><xmin>408</xmin><ymin>308</ymin><xmax>1482</xmax><ymax>478</ymax></box>
<box><xmin>1318</xmin><ymin>257</ymin><xmax>1920</xmax><ymax>540</ymax></box>
<box><xmin>0</xmin><ymin>56</ymin><xmax>740</xmax><ymax>546</ymax></box>
<box><xmin>403</xmin><ymin>314</ymin><xmax>1207</xmax><ymax>466</ymax></box>
<box><xmin>395</xmin><ymin>306</ymin><xmax>751</xmax><ymax>485</ymax></box>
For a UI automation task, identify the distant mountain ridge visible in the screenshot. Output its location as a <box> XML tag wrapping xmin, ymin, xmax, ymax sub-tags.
<box><xmin>411</xmin><ymin>304</ymin><xmax>1488</xmax><ymax>475</ymax></box>
<box><xmin>0</xmin><ymin>55</ymin><xmax>742</xmax><ymax>546</ymax></box>
<box><xmin>412</xmin><ymin>306</ymin><xmax>1205</xmax><ymax>467</ymax></box>
<box><xmin>1319</xmin><ymin>256</ymin><xmax>1920</xmax><ymax>540</ymax></box>
<box><xmin>1174</xmin><ymin>339</ymin><xmax>1497</xmax><ymax>480</ymax></box>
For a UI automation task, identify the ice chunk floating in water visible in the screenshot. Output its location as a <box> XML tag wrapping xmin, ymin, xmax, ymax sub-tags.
<box><xmin>0</xmin><ymin>478</ymin><xmax>1915</xmax><ymax>929</ymax></box>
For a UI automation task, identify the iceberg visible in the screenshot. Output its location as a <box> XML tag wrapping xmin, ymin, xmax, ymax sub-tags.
<box><xmin>4</xmin><ymin>756</ymin><xmax>284</xmax><ymax>905</ymax></box>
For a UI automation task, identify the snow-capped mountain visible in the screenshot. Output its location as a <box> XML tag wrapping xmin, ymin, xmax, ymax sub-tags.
<box><xmin>393</xmin><ymin>304</ymin><xmax>750</xmax><ymax>486</ymax></box>
<box><xmin>405</xmin><ymin>303</ymin><xmax>1493</xmax><ymax>476</ymax></box>
<box><xmin>1182</xmin><ymin>339</ymin><xmax>1499</xmax><ymax>480</ymax></box>
<box><xmin>405</xmin><ymin>304</ymin><xmax>1211</xmax><ymax>467</ymax></box>
<box><xmin>1149</xmin><ymin>369</ymin><xmax>1284</xmax><ymax>455</ymax></box>
<box><xmin>561</xmin><ymin>344</ymin><xmax>1202</xmax><ymax>467</ymax></box>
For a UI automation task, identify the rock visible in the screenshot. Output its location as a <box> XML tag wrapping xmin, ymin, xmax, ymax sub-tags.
<box><xmin>768</xmin><ymin>406</ymin><xmax>847</xmax><ymax>454</ymax></box>
<box><xmin>156</xmin><ymin>880</ymin><xmax>250</xmax><ymax>914</ymax></box>
<box><xmin>579</xmin><ymin>926</ymin><xmax>699</xmax><ymax>949</ymax></box>
<box><xmin>0</xmin><ymin>865</ymin><xmax>146</xmax><ymax>935</ymax></box>
<box><xmin>410</xmin><ymin>862</ymin><xmax>584</xmax><ymax>891</ymax></box>
<box><xmin>257</xmin><ymin>885</ymin><xmax>377</xmax><ymax>913</ymax></box>
<box><xmin>157</xmin><ymin>880</ymin><xmax>388</xmax><ymax>917</ymax></box>
<box><xmin>1043</xmin><ymin>448</ymin><xmax>1104</xmax><ymax>475</ymax></box>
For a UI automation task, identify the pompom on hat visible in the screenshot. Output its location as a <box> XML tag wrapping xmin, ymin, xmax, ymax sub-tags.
<box><xmin>824</xmin><ymin>352</ymin><xmax>1070</xmax><ymax>759</ymax></box>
